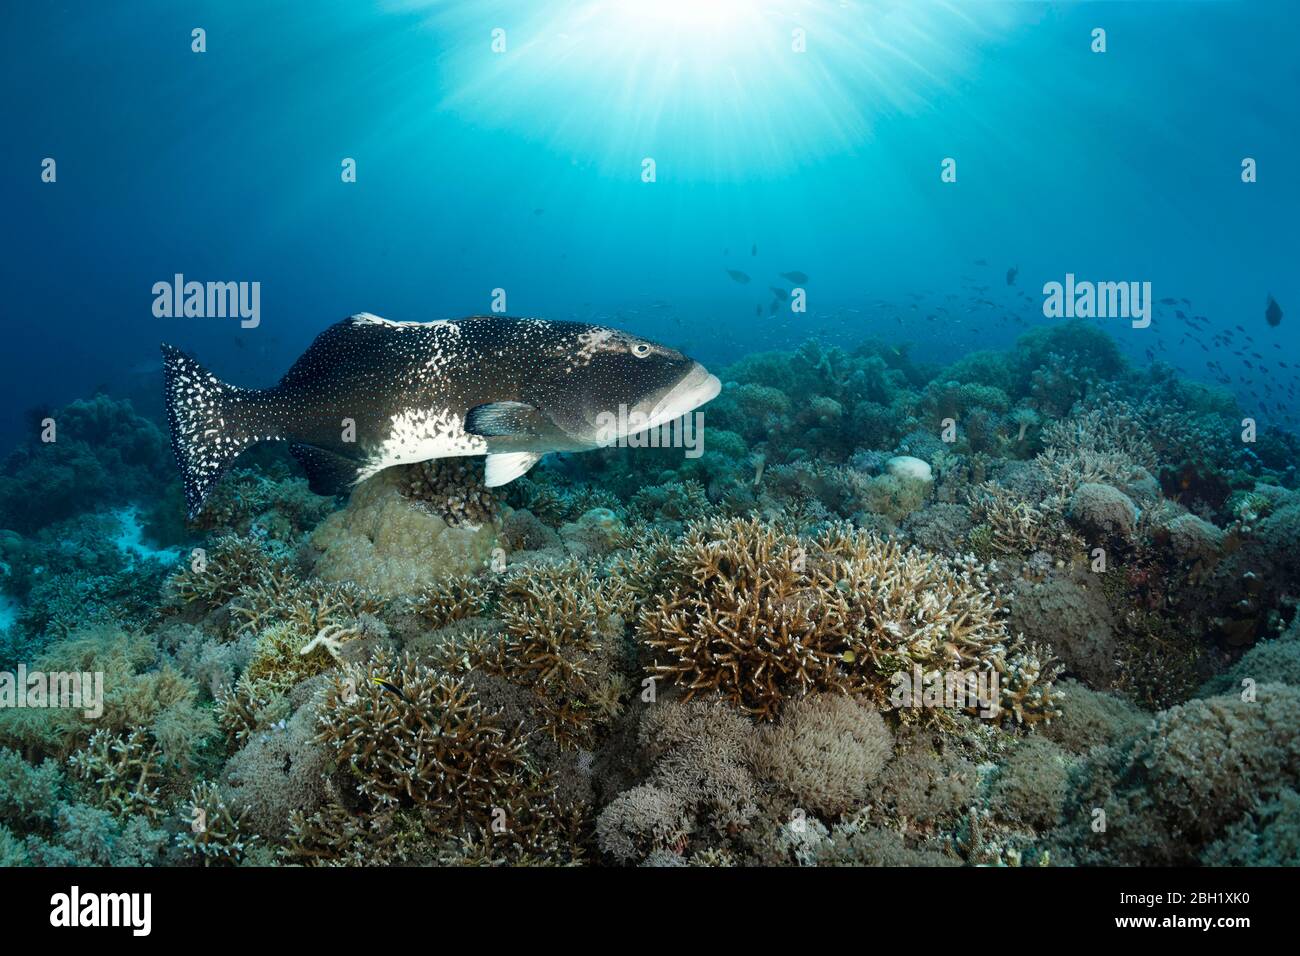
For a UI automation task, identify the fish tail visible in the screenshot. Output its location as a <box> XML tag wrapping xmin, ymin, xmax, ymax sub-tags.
<box><xmin>161</xmin><ymin>344</ymin><xmax>284</xmax><ymax>519</ymax></box>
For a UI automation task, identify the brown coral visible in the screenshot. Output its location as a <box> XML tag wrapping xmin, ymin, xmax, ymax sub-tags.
<box><xmin>596</xmin><ymin>697</ymin><xmax>760</xmax><ymax>863</ymax></box>
<box><xmin>637</xmin><ymin>516</ymin><xmax>1058</xmax><ymax>724</ymax></box>
<box><xmin>400</xmin><ymin>459</ymin><xmax>499</xmax><ymax>527</ymax></box>
<box><xmin>433</xmin><ymin>560</ymin><xmax>631</xmax><ymax>749</ymax></box>
<box><xmin>750</xmin><ymin>694</ymin><xmax>893</xmax><ymax>816</ymax></box>
<box><xmin>317</xmin><ymin>652</ymin><xmax>526</xmax><ymax>816</ymax></box>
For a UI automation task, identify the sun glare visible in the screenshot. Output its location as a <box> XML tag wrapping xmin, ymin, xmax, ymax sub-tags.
<box><xmin>390</xmin><ymin>0</ymin><xmax>1009</xmax><ymax>178</ymax></box>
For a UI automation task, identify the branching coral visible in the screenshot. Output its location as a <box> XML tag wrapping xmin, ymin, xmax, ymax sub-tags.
<box><xmin>0</xmin><ymin>626</ymin><xmax>214</xmax><ymax>764</ymax></box>
<box><xmin>433</xmin><ymin>560</ymin><xmax>630</xmax><ymax>748</ymax></box>
<box><xmin>505</xmin><ymin>475</ymin><xmax>621</xmax><ymax>525</ymax></box>
<box><xmin>407</xmin><ymin>572</ymin><xmax>496</xmax><ymax>629</ymax></box>
<box><xmin>230</xmin><ymin>573</ymin><xmax>383</xmax><ymax>642</ymax></box>
<box><xmin>0</xmin><ymin>748</ymin><xmax>63</xmax><ymax>829</ymax></box>
<box><xmin>638</xmin><ymin>516</ymin><xmax>1059</xmax><ymax>724</ymax></box>
<box><xmin>318</xmin><ymin>652</ymin><xmax>527</xmax><ymax>816</ymax></box>
<box><xmin>189</xmin><ymin>467</ymin><xmax>332</xmax><ymax>536</ymax></box>
<box><xmin>68</xmin><ymin>728</ymin><xmax>165</xmax><ymax>820</ymax></box>
<box><xmin>166</xmin><ymin>533</ymin><xmax>289</xmax><ymax>610</ymax></box>
<box><xmin>967</xmin><ymin>481</ymin><xmax>1081</xmax><ymax>557</ymax></box>
<box><xmin>175</xmin><ymin>781</ymin><xmax>258</xmax><ymax>865</ymax></box>
<box><xmin>629</xmin><ymin>480</ymin><xmax>711</xmax><ymax>524</ymax></box>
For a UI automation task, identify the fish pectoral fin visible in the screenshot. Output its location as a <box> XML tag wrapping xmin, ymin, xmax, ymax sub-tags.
<box><xmin>483</xmin><ymin>451</ymin><xmax>543</xmax><ymax>487</ymax></box>
<box><xmin>289</xmin><ymin>443</ymin><xmax>360</xmax><ymax>496</ymax></box>
<box><xmin>464</xmin><ymin>401</ymin><xmax>555</xmax><ymax>439</ymax></box>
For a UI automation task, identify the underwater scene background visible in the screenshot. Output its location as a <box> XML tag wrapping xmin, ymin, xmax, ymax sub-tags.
<box><xmin>0</xmin><ymin>0</ymin><xmax>1298</xmax><ymax>868</ymax></box>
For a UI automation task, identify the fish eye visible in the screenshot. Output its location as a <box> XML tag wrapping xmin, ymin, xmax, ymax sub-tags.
<box><xmin>632</xmin><ymin>343</ymin><xmax>652</xmax><ymax>357</ymax></box>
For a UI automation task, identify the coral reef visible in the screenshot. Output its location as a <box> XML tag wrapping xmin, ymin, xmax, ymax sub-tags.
<box><xmin>1</xmin><ymin>312</ymin><xmax>1296</xmax><ymax>870</ymax></box>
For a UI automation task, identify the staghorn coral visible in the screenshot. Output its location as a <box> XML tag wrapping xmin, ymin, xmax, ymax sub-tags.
<box><xmin>0</xmin><ymin>626</ymin><xmax>215</xmax><ymax>763</ymax></box>
<box><xmin>638</xmin><ymin>516</ymin><xmax>1058</xmax><ymax>724</ymax></box>
<box><xmin>505</xmin><ymin>475</ymin><xmax>622</xmax><ymax>525</ymax></box>
<box><xmin>438</xmin><ymin>768</ymin><xmax>590</xmax><ymax>866</ymax></box>
<box><xmin>434</xmin><ymin>560</ymin><xmax>630</xmax><ymax>749</ymax></box>
<box><xmin>21</xmin><ymin>802</ymin><xmax>168</xmax><ymax>867</ymax></box>
<box><xmin>0</xmin><ymin>748</ymin><xmax>63</xmax><ymax>829</ymax></box>
<box><xmin>188</xmin><ymin>467</ymin><xmax>332</xmax><ymax>537</ymax></box>
<box><xmin>407</xmin><ymin>572</ymin><xmax>496</xmax><ymax>630</ymax></box>
<box><xmin>214</xmin><ymin>673</ymin><xmax>293</xmax><ymax>744</ymax></box>
<box><xmin>174</xmin><ymin>780</ymin><xmax>258</xmax><ymax>865</ymax></box>
<box><xmin>317</xmin><ymin>652</ymin><xmax>526</xmax><ymax>817</ymax></box>
<box><xmin>629</xmin><ymin>479</ymin><xmax>712</xmax><ymax>524</ymax></box>
<box><xmin>68</xmin><ymin>728</ymin><xmax>165</xmax><ymax>820</ymax></box>
<box><xmin>166</xmin><ymin>533</ymin><xmax>289</xmax><ymax>610</ymax></box>
<box><xmin>967</xmin><ymin>481</ymin><xmax>1081</xmax><ymax>558</ymax></box>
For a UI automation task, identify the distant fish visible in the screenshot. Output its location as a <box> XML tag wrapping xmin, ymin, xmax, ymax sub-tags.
<box><xmin>973</xmin><ymin>258</ymin><xmax>988</xmax><ymax>266</ymax></box>
<box><xmin>726</xmin><ymin>269</ymin><xmax>751</xmax><ymax>284</ymax></box>
<box><xmin>1266</xmin><ymin>294</ymin><xmax>1283</xmax><ymax>327</ymax></box>
<box><xmin>1160</xmin><ymin>297</ymin><xmax>1177</xmax><ymax>305</ymax></box>
<box><xmin>1006</xmin><ymin>266</ymin><xmax>1018</xmax><ymax>286</ymax></box>
<box><xmin>769</xmin><ymin>287</ymin><xmax>790</xmax><ymax>301</ymax></box>
<box><xmin>751</xmin><ymin>243</ymin><xmax>757</xmax><ymax>256</ymax></box>
<box><xmin>162</xmin><ymin>314</ymin><xmax>721</xmax><ymax>518</ymax></box>
<box><xmin>781</xmin><ymin>271</ymin><xmax>809</xmax><ymax>284</ymax></box>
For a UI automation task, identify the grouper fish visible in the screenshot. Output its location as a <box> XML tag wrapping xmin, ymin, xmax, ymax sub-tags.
<box><xmin>162</xmin><ymin>313</ymin><xmax>722</xmax><ymax>519</ymax></box>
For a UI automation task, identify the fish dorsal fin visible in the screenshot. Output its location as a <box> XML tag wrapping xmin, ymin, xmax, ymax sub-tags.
<box><xmin>465</xmin><ymin>401</ymin><xmax>555</xmax><ymax>439</ymax></box>
<box><xmin>290</xmin><ymin>442</ymin><xmax>360</xmax><ymax>496</ymax></box>
<box><xmin>483</xmin><ymin>451</ymin><xmax>542</xmax><ymax>487</ymax></box>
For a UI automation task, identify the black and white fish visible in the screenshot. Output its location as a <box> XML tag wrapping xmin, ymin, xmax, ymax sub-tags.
<box><xmin>162</xmin><ymin>313</ymin><xmax>721</xmax><ymax>518</ymax></box>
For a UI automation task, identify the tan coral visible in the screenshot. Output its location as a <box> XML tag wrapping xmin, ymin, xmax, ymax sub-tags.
<box><xmin>638</xmin><ymin>516</ymin><xmax>1059</xmax><ymax>724</ymax></box>
<box><xmin>434</xmin><ymin>560</ymin><xmax>629</xmax><ymax>748</ymax></box>
<box><xmin>318</xmin><ymin>652</ymin><xmax>527</xmax><ymax>816</ymax></box>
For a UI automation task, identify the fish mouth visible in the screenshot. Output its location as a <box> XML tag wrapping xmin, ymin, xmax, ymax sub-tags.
<box><xmin>644</xmin><ymin>362</ymin><xmax>722</xmax><ymax>431</ymax></box>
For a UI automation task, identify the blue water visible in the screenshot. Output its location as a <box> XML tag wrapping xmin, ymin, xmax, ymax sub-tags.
<box><xmin>1</xmin><ymin>0</ymin><xmax>1297</xmax><ymax>448</ymax></box>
